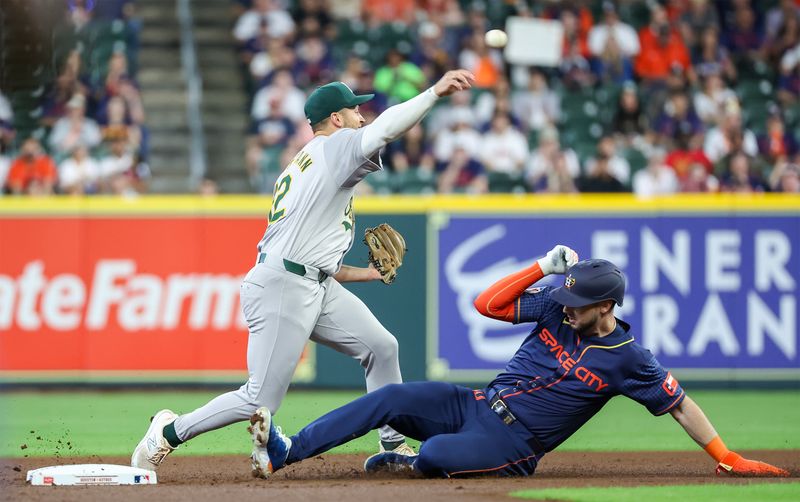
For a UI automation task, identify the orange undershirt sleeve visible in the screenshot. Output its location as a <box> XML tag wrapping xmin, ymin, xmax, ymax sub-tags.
<box><xmin>473</xmin><ymin>263</ymin><xmax>545</xmax><ymax>322</ymax></box>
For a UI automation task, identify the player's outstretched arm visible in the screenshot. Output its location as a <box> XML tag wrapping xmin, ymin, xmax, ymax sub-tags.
<box><xmin>361</xmin><ymin>69</ymin><xmax>475</xmax><ymax>158</ymax></box>
<box><xmin>669</xmin><ymin>395</ymin><xmax>789</xmax><ymax>477</ymax></box>
<box><xmin>474</xmin><ymin>245</ymin><xmax>578</xmax><ymax>321</ymax></box>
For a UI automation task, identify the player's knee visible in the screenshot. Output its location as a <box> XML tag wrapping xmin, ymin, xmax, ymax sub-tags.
<box><xmin>369</xmin><ymin>333</ymin><xmax>399</xmax><ymax>365</ymax></box>
<box><xmin>414</xmin><ymin>442</ymin><xmax>451</xmax><ymax>478</ymax></box>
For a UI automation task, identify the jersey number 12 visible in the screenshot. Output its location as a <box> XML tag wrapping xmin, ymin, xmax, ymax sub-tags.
<box><xmin>268</xmin><ymin>174</ymin><xmax>292</xmax><ymax>224</ymax></box>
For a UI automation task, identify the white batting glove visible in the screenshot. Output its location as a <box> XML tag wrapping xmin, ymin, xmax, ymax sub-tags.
<box><xmin>537</xmin><ymin>245</ymin><xmax>579</xmax><ymax>275</ymax></box>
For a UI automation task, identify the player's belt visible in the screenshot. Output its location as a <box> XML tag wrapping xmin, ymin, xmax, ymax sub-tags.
<box><xmin>475</xmin><ymin>390</ymin><xmax>546</xmax><ymax>455</ymax></box>
<box><xmin>257</xmin><ymin>253</ymin><xmax>329</xmax><ymax>283</ymax></box>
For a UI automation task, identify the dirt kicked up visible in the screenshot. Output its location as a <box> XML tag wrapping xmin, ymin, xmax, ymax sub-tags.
<box><xmin>2</xmin><ymin>450</ymin><xmax>798</xmax><ymax>502</ymax></box>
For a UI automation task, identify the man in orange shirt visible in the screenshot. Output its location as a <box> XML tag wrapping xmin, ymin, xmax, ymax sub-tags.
<box><xmin>635</xmin><ymin>5</ymin><xmax>690</xmax><ymax>81</ymax></box>
<box><xmin>6</xmin><ymin>138</ymin><xmax>57</xmax><ymax>195</ymax></box>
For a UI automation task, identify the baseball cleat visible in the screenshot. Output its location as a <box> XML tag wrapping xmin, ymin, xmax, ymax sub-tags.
<box><xmin>364</xmin><ymin>451</ymin><xmax>418</xmax><ymax>474</ymax></box>
<box><xmin>248</xmin><ymin>407</ymin><xmax>292</xmax><ymax>479</ymax></box>
<box><xmin>131</xmin><ymin>409</ymin><xmax>178</xmax><ymax>470</ymax></box>
<box><xmin>379</xmin><ymin>441</ymin><xmax>416</xmax><ymax>456</ymax></box>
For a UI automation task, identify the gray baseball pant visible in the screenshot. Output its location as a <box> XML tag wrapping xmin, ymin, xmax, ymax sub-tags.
<box><xmin>173</xmin><ymin>260</ymin><xmax>405</xmax><ymax>444</ymax></box>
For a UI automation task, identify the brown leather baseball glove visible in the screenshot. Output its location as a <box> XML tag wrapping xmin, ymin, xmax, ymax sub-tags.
<box><xmin>364</xmin><ymin>223</ymin><xmax>406</xmax><ymax>284</ymax></box>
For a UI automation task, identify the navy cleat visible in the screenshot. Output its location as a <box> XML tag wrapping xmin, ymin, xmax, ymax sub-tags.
<box><xmin>248</xmin><ymin>407</ymin><xmax>292</xmax><ymax>479</ymax></box>
<box><xmin>364</xmin><ymin>451</ymin><xmax>418</xmax><ymax>474</ymax></box>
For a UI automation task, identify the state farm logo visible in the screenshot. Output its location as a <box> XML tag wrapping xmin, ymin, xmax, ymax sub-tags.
<box><xmin>0</xmin><ymin>260</ymin><xmax>246</xmax><ymax>331</ymax></box>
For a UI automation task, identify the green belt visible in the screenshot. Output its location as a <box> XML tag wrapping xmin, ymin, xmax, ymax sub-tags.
<box><xmin>257</xmin><ymin>253</ymin><xmax>328</xmax><ymax>283</ymax></box>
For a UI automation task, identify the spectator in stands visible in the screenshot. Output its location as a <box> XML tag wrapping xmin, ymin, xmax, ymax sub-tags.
<box><xmin>765</xmin><ymin>0</ymin><xmax>800</xmax><ymax>43</ymax></box>
<box><xmin>693</xmin><ymin>72</ymin><xmax>738</xmax><ymax>125</ymax></box>
<box><xmin>703</xmin><ymin>104</ymin><xmax>758</xmax><ymax>163</ymax></box>
<box><xmin>474</xmin><ymin>76</ymin><xmax>512</xmax><ymax>127</ymax></box>
<box><xmin>48</xmin><ymin>94</ymin><xmax>102</xmax><ymax>158</ymax></box>
<box><xmin>198</xmin><ymin>178</ymin><xmax>220</xmax><ymax>196</ymax></box>
<box><xmin>437</xmin><ymin>146</ymin><xmax>487</xmax><ymax>194</ymax></box>
<box><xmin>512</xmin><ymin>69</ymin><xmax>560</xmax><ymax>132</ymax></box>
<box><xmin>612</xmin><ymin>81</ymin><xmax>647</xmax><ymax>140</ymax></box>
<box><xmin>718</xmin><ymin>152</ymin><xmax>766</xmax><ymax>193</ymax></box>
<box><xmin>251</xmin><ymin>69</ymin><xmax>306</xmax><ymax>124</ymax></box>
<box><xmin>433</xmin><ymin>108</ymin><xmax>482</xmax><ymax>168</ymax></box>
<box><xmin>0</xmin><ymin>145</ymin><xmax>9</xmax><ymax>196</ymax></box>
<box><xmin>59</xmin><ymin>145</ymin><xmax>101</xmax><ymax>195</ymax></box>
<box><xmin>723</xmin><ymin>5</ymin><xmax>764</xmax><ymax>65</ymax></box>
<box><xmin>233</xmin><ymin>0</ymin><xmax>295</xmax><ymax>43</ymax></box>
<box><xmin>100</xmin><ymin>52</ymin><xmax>145</xmax><ymax>125</ymax></box>
<box><xmin>293</xmin><ymin>36</ymin><xmax>335</xmax><ymax>88</ymax></box>
<box><xmin>525</xmin><ymin>127</ymin><xmax>580</xmax><ymax>193</ymax></box>
<box><xmin>0</xmin><ymin>90</ymin><xmax>14</xmax><ymax>152</ymax></box>
<box><xmin>412</xmin><ymin>21</ymin><xmax>451</xmax><ymax>83</ymax></box>
<box><xmin>632</xmin><ymin>149</ymin><xmax>679</xmax><ymax>197</ymax></box>
<box><xmin>678</xmin><ymin>0</ymin><xmax>720</xmax><ymax>51</ymax></box>
<box><xmin>99</xmin><ymin>95</ymin><xmax>142</xmax><ymax>153</ymax></box>
<box><xmin>480</xmin><ymin>112</ymin><xmax>528</xmax><ymax>176</ymax></box>
<box><xmin>692</xmin><ymin>27</ymin><xmax>737</xmax><ymax>83</ymax></box>
<box><xmin>766</xmin><ymin>11</ymin><xmax>799</xmax><ymax>68</ymax></box>
<box><xmin>757</xmin><ymin>111</ymin><xmax>798</xmax><ymax>163</ymax></box>
<box><xmin>363</xmin><ymin>0</ymin><xmax>415</xmax><ymax>24</ymax></box>
<box><xmin>106</xmin><ymin>151</ymin><xmax>151</xmax><ymax>196</ymax></box>
<box><xmin>6</xmin><ymin>138</ymin><xmax>57</xmax><ymax>196</ymax></box>
<box><xmin>458</xmin><ymin>32</ymin><xmax>503</xmax><ymax>89</ymax></box>
<box><xmin>557</xmin><ymin>4</ymin><xmax>592</xmax><ymax>59</ymax></box>
<box><xmin>588</xmin><ymin>1</ymin><xmax>639</xmax><ymax>83</ymax></box>
<box><xmin>635</xmin><ymin>4</ymin><xmax>691</xmax><ymax>82</ymax></box>
<box><xmin>99</xmin><ymin>137</ymin><xmax>134</xmax><ymax>189</ymax></box>
<box><xmin>655</xmin><ymin>91</ymin><xmax>703</xmax><ymax>147</ymax></box>
<box><xmin>680</xmin><ymin>160</ymin><xmax>719</xmax><ymax>192</ymax></box>
<box><xmin>577</xmin><ymin>152</ymin><xmax>627</xmax><ymax>193</ymax></box>
<box><xmin>246</xmin><ymin>97</ymin><xmax>296</xmax><ymax>193</ymax></box>
<box><xmin>373</xmin><ymin>49</ymin><xmax>427</xmax><ymax>104</ymax></box>
<box><xmin>291</xmin><ymin>0</ymin><xmax>334</xmax><ymax>39</ymax></box>
<box><xmin>778</xmin><ymin>41</ymin><xmax>800</xmax><ymax>104</ymax></box>
<box><xmin>426</xmin><ymin>90</ymin><xmax>473</xmax><ymax>141</ymax></box>
<box><xmin>386</xmin><ymin>124</ymin><xmax>434</xmax><ymax>173</ymax></box>
<box><xmin>666</xmin><ymin>134</ymin><xmax>713</xmax><ymax>182</ymax></box>
<box><xmin>769</xmin><ymin>161</ymin><xmax>800</xmax><ymax>192</ymax></box>
<box><xmin>561</xmin><ymin>36</ymin><xmax>597</xmax><ymax>90</ymax></box>
<box><xmin>584</xmin><ymin>135</ymin><xmax>631</xmax><ymax>186</ymax></box>
<box><xmin>42</xmin><ymin>50</ymin><xmax>88</xmax><ymax>127</ymax></box>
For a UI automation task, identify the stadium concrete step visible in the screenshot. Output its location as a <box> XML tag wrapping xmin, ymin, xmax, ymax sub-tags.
<box><xmin>138</xmin><ymin>0</ymin><xmax>192</xmax><ymax>193</ymax></box>
<box><xmin>138</xmin><ymin>48</ymin><xmax>183</xmax><ymax>69</ymax></box>
<box><xmin>189</xmin><ymin>0</ymin><xmax>250</xmax><ymax>192</ymax></box>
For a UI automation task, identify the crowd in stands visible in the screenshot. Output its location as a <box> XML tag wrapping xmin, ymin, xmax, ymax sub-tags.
<box><xmin>0</xmin><ymin>0</ymin><xmax>149</xmax><ymax>196</ymax></box>
<box><xmin>235</xmin><ymin>0</ymin><xmax>800</xmax><ymax>195</ymax></box>
<box><xmin>2</xmin><ymin>0</ymin><xmax>799</xmax><ymax>196</ymax></box>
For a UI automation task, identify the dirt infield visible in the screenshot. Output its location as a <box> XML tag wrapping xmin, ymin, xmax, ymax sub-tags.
<box><xmin>3</xmin><ymin>450</ymin><xmax>798</xmax><ymax>502</ymax></box>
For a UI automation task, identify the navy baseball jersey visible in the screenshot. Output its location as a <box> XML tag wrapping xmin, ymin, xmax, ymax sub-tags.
<box><xmin>486</xmin><ymin>286</ymin><xmax>685</xmax><ymax>452</ymax></box>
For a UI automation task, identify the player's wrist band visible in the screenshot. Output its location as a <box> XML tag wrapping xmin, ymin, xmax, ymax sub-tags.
<box><xmin>703</xmin><ymin>435</ymin><xmax>730</xmax><ymax>462</ymax></box>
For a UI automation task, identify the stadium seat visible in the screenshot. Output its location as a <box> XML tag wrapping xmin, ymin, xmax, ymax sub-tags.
<box><xmin>395</xmin><ymin>169</ymin><xmax>436</xmax><ymax>194</ymax></box>
<box><xmin>487</xmin><ymin>171</ymin><xmax>526</xmax><ymax>193</ymax></box>
<box><xmin>367</xmin><ymin>169</ymin><xmax>396</xmax><ymax>194</ymax></box>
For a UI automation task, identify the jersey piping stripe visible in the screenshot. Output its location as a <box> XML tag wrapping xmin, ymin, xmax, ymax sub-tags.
<box><xmin>514</xmin><ymin>297</ymin><xmax>521</xmax><ymax>324</ymax></box>
<box><xmin>446</xmin><ymin>452</ymin><xmax>539</xmax><ymax>477</ymax></box>
<box><xmin>499</xmin><ymin>338</ymin><xmax>635</xmax><ymax>400</ymax></box>
<box><xmin>655</xmin><ymin>390</ymin><xmax>685</xmax><ymax>415</ymax></box>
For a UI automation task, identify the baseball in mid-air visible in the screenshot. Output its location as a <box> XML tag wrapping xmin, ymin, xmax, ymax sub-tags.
<box><xmin>484</xmin><ymin>29</ymin><xmax>508</xmax><ymax>48</ymax></box>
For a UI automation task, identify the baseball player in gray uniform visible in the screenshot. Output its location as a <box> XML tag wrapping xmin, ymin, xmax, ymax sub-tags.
<box><xmin>132</xmin><ymin>69</ymin><xmax>476</xmax><ymax>475</ymax></box>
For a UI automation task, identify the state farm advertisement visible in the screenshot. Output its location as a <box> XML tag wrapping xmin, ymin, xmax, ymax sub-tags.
<box><xmin>0</xmin><ymin>216</ymin><xmax>266</xmax><ymax>371</ymax></box>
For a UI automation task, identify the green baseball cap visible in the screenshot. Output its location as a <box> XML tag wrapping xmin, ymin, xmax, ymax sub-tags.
<box><xmin>304</xmin><ymin>82</ymin><xmax>374</xmax><ymax>125</ymax></box>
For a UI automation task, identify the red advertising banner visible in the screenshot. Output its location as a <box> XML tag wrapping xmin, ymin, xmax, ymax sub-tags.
<box><xmin>0</xmin><ymin>216</ymin><xmax>268</xmax><ymax>372</ymax></box>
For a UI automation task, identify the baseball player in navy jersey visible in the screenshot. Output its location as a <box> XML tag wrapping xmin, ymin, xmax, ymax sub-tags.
<box><xmin>247</xmin><ymin>245</ymin><xmax>789</xmax><ymax>478</ymax></box>
<box><xmin>132</xmin><ymin>69</ymin><xmax>477</xmax><ymax>476</ymax></box>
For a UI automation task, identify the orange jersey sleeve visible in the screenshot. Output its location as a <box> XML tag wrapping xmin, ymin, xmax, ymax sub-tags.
<box><xmin>473</xmin><ymin>262</ymin><xmax>545</xmax><ymax>322</ymax></box>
